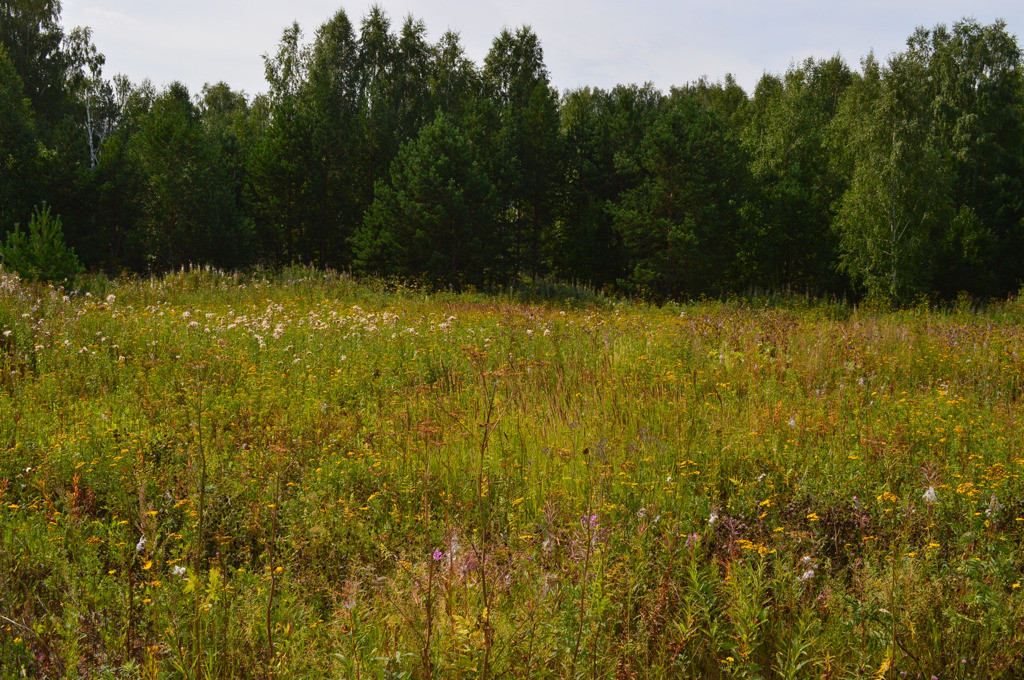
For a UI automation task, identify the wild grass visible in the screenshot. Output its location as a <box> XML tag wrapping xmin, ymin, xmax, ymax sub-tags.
<box><xmin>2</xmin><ymin>266</ymin><xmax>1024</xmax><ymax>678</ymax></box>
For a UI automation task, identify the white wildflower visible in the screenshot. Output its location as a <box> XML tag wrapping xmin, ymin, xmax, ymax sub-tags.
<box><xmin>135</xmin><ymin>535</ymin><xmax>147</xmax><ymax>553</ymax></box>
<box><xmin>172</xmin><ymin>565</ymin><xmax>187</xmax><ymax>577</ymax></box>
<box><xmin>923</xmin><ymin>486</ymin><xmax>937</xmax><ymax>504</ymax></box>
<box><xmin>708</xmin><ymin>510</ymin><xmax>719</xmax><ymax>526</ymax></box>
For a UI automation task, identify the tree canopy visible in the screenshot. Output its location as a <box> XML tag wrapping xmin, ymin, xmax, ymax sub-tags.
<box><xmin>2</xmin><ymin>6</ymin><xmax>1023</xmax><ymax>303</ymax></box>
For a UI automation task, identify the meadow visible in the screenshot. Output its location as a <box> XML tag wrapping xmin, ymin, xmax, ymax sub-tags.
<box><xmin>2</xmin><ymin>266</ymin><xmax>1024</xmax><ymax>679</ymax></box>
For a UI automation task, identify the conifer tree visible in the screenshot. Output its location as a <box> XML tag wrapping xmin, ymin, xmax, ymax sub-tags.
<box><xmin>353</xmin><ymin>113</ymin><xmax>496</xmax><ymax>286</ymax></box>
<box><xmin>610</xmin><ymin>94</ymin><xmax>749</xmax><ymax>299</ymax></box>
<box><xmin>0</xmin><ymin>45</ymin><xmax>38</xmax><ymax>235</ymax></box>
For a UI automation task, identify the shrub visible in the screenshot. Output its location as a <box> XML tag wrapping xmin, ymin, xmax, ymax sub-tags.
<box><xmin>0</xmin><ymin>203</ymin><xmax>83</xmax><ymax>290</ymax></box>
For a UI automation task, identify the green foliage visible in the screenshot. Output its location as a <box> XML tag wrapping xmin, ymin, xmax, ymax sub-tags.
<box><xmin>4</xmin><ymin>3</ymin><xmax>1024</xmax><ymax>306</ymax></box>
<box><xmin>353</xmin><ymin>113</ymin><xmax>496</xmax><ymax>285</ymax></box>
<box><xmin>0</xmin><ymin>202</ymin><xmax>82</xmax><ymax>289</ymax></box>
<box><xmin>740</xmin><ymin>57</ymin><xmax>853</xmax><ymax>292</ymax></box>
<box><xmin>0</xmin><ymin>0</ymin><xmax>71</xmax><ymax>135</ymax></box>
<box><xmin>831</xmin><ymin>52</ymin><xmax>950</xmax><ymax>302</ymax></box>
<box><xmin>683</xmin><ymin>73</ymin><xmax>750</xmax><ymax>127</ymax></box>
<box><xmin>303</xmin><ymin>10</ymin><xmax>363</xmax><ymax>266</ymax></box>
<box><xmin>0</xmin><ymin>44</ymin><xmax>38</xmax><ymax>234</ymax></box>
<box><xmin>610</xmin><ymin>94</ymin><xmax>749</xmax><ymax>299</ymax></box>
<box><xmin>830</xmin><ymin>20</ymin><xmax>1024</xmax><ymax>302</ymax></box>
<box><xmin>553</xmin><ymin>86</ymin><xmax>625</xmax><ymax>287</ymax></box>
<box><xmin>130</xmin><ymin>82</ymin><xmax>249</xmax><ymax>269</ymax></box>
<box><xmin>246</xmin><ymin>22</ymin><xmax>312</xmax><ymax>264</ymax></box>
<box><xmin>484</xmin><ymin>26</ymin><xmax>561</xmax><ymax>279</ymax></box>
<box><xmin>922</xmin><ymin>20</ymin><xmax>1024</xmax><ymax>295</ymax></box>
<box><xmin>432</xmin><ymin>31</ymin><xmax>483</xmax><ymax>124</ymax></box>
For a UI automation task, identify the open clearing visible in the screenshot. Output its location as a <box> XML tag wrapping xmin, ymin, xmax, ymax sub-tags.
<box><xmin>3</xmin><ymin>268</ymin><xmax>1024</xmax><ymax>678</ymax></box>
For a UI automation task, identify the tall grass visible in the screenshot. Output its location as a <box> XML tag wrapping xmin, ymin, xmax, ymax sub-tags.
<box><xmin>2</xmin><ymin>266</ymin><xmax>1024</xmax><ymax>678</ymax></box>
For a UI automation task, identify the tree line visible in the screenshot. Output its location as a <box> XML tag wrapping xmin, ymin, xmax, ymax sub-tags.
<box><xmin>2</xmin><ymin>1</ymin><xmax>1023</xmax><ymax>302</ymax></box>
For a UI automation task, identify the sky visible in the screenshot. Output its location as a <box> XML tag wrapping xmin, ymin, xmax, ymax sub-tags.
<box><xmin>60</xmin><ymin>0</ymin><xmax>1024</xmax><ymax>98</ymax></box>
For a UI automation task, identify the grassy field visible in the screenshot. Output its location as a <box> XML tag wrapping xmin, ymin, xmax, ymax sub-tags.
<box><xmin>2</xmin><ymin>267</ymin><xmax>1024</xmax><ymax>679</ymax></box>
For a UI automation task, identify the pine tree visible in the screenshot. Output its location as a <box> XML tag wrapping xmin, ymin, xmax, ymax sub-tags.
<box><xmin>353</xmin><ymin>113</ymin><xmax>496</xmax><ymax>286</ymax></box>
<box><xmin>610</xmin><ymin>94</ymin><xmax>749</xmax><ymax>299</ymax></box>
<box><xmin>0</xmin><ymin>202</ymin><xmax>82</xmax><ymax>289</ymax></box>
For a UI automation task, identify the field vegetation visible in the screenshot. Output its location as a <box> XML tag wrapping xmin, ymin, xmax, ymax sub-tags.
<box><xmin>3</xmin><ymin>267</ymin><xmax>1024</xmax><ymax>678</ymax></box>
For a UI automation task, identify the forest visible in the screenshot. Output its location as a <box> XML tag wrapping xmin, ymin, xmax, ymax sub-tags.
<box><xmin>2</xmin><ymin>1</ymin><xmax>1023</xmax><ymax>303</ymax></box>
